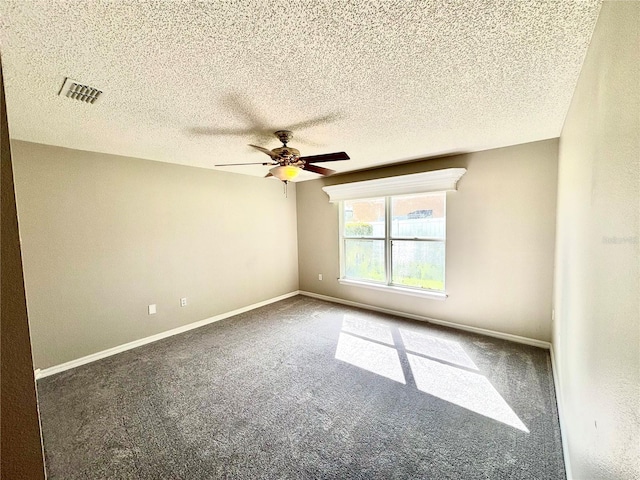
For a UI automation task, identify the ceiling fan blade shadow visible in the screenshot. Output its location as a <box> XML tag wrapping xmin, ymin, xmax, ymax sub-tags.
<box><xmin>286</xmin><ymin>113</ymin><xmax>342</xmax><ymax>131</ymax></box>
<box><xmin>289</xmin><ymin>134</ymin><xmax>324</xmax><ymax>147</ymax></box>
<box><xmin>304</xmin><ymin>164</ymin><xmax>336</xmax><ymax>176</ymax></box>
<box><xmin>187</xmin><ymin>126</ymin><xmax>276</xmax><ymax>147</ymax></box>
<box><xmin>192</xmin><ymin>94</ymin><xmax>342</xmax><ymax>145</ymax></box>
<box><xmin>189</xmin><ymin>127</ymin><xmax>253</xmax><ymax>136</ymax></box>
<box><xmin>221</xmin><ymin>93</ymin><xmax>270</xmax><ymax>131</ymax></box>
<box><xmin>252</xmin><ymin>131</ymin><xmax>278</xmax><ymax>144</ymax></box>
<box><xmin>300</xmin><ymin>152</ymin><xmax>350</xmax><ymax>163</ymax></box>
<box><xmin>190</xmin><ymin>93</ymin><xmax>275</xmax><ymax>141</ymax></box>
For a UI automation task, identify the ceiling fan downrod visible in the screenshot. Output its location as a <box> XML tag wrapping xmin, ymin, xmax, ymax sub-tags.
<box><xmin>274</xmin><ymin>130</ymin><xmax>293</xmax><ymax>146</ymax></box>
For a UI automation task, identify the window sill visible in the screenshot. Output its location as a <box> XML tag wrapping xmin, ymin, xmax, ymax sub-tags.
<box><xmin>338</xmin><ymin>278</ymin><xmax>448</xmax><ymax>301</ymax></box>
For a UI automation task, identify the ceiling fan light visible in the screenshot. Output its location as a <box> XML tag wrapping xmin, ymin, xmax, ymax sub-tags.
<box><xmin>269</xmin><ymin>165</ymin><xmax>301</xmax><ymax>182</ymax></box>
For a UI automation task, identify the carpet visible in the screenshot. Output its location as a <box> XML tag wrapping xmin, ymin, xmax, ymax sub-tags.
<box><xmin>37</xmin><ymin>296</ymin><xmax>565</xmax><ymax>479</ymax></box>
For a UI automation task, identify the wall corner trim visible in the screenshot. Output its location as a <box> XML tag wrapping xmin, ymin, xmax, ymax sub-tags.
<box><xmin>322</xmin><ymin>168</ymin><xmax>467</xmax><ymax>202</ymax></box>
<box><xmin>550</xmin><ymin>345</ymin><xmax>573</xmax><ymax>479</ymax></box>
<box><xmin>34</xmin><ymin>291</ymin><xmax>301</xmax><ymax>379</ymax></box>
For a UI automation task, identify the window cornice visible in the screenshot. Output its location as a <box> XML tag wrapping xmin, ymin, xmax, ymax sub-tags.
<box><xmin>322</xmin><ymin>168</ymin><xmax>466</xmax><ymax>203</ymax></box>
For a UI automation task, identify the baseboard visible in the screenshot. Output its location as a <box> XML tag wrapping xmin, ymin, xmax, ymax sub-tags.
<box><xmin>299</xmin><ymin>290</ymin><xmax>552</xmax><ymax>350</ymax></box>
<box><xmin>35</xmin><ymin>289</ymin><xmax>569</xmax><ymax>476</ymax></box>
<box><xmin>35</xmin><ymin>290</ymin><xmax>301</xmax><ymax>379</ymax></box>
<box><xmin>550</xmin><ymin>345</ymin><xmax>572</xmax><ymax>479</ymax></box>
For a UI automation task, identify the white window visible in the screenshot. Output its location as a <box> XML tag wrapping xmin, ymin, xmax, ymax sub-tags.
<box><xmin>341</xmin><ymin>192</ymin><xmax>446</xmax><ymax>292</ymax></box>
<box><xmin>323</xmin><ymin>168</ymin><xmax>466</xmax><ymax>300</ymax></box>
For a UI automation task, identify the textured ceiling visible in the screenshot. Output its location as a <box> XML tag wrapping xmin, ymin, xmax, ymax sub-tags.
<box><xmin>0</xmin><ymin>1</ymin><xmax>601</xmax><ymax>180</ymax></box>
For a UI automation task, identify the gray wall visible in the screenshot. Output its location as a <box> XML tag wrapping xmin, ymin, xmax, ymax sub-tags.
<box><xmin>553</xmin><ymin>2</ymin><xmax>639</xmax><ymax>479</ymax></box>
<box><xmin>1</xmin><ymin>60</ymin><xmax>46</xmax><ymax>478</ymax></box>
<box><xmin>12</xmin><ymin>141</ymin><xmax>299</xmax><ymax>369</ymax></box>
<box><xmin>297</xmin><ymin>139</ymin><xmax>558</xmax><ymax>342</ymax></box>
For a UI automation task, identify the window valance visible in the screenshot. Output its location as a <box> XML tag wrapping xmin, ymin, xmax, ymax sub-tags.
<box><xmin>322</xmin><ymin>168</ymin><xmax>467</xmax><ymax>203</ymax></box>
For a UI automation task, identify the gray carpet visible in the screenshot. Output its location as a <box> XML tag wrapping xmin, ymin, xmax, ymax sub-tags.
<box><xmin>37</xmin><ymin>296</ymin><xmax>565</xmax><ymax>479</ymax></box>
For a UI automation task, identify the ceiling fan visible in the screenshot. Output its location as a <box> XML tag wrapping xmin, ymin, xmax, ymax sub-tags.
<box><xmin>215</xmin><ymin>130</ymin><xmax>350</xmax><ymax>183</ymax></box>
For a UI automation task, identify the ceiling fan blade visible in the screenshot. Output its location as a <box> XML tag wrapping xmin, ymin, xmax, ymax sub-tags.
<box><xmin>264</xmin><ymin>172</ymin><xmax>274</xmax><ymax>178</ymax></box>
<box><xmin>215</xmin><ymin>162</ymin><xmax>273</xmax><ymax>166</ymax></box>
<box><xmin>304</xmin><ymin>164</ymin><xmax>336</xmax><ymax>176</ymax></box>
<box><xmin>249</xmin><ymin>144</ymin><xmax>278</xmax><ymax>158</ymax></box>
<box><xmin>299</xmin><ymin>152</ymin><xmax>350</xmax><ymax>163</ymax></box>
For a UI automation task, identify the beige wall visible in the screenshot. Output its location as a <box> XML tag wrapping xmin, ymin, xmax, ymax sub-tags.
<box><xmin>1</xmin><ymin>60</ymin><xmax>46</xmax><ymax>478</ymax></box>
<box><xmin>297</xmin><ymin>139</ymin><xmax>558</xmax><ymax>342</ymax></box>
<box><xmin>12</xmin><ymin>141</ymin><xmax>299</xmax><ymax>369</ymax></box>
<box><xmin>553</xmin><ymin>2</ymin><xmax>639</xmax><ymax>479</ymax></box>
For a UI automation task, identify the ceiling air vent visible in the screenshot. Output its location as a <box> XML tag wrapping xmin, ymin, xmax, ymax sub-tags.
<box><xmin>58</xmin><ymin>77</ymin><xmax>102</xmax><ymax>104</ymax></box>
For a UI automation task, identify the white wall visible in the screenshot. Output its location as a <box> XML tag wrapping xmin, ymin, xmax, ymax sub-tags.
<box><xmin>297</xmin><ymin>139</ymin><xmax>558</xmax><ymax>342</ymax></box>
<box><xmin>12</xmin><ymin>141</ymin><xmax>299</xmax><ymax>369</ymax></box>
<box><xmin>553</xmin><ymin>1</ymin><xmax>639</xmax><ymax>479</ymax></box>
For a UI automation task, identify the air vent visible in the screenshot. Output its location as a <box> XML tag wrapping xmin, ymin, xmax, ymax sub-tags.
<box><xmin>58</xmin><ymin>77</ymin><xmax>102</xmax><ymax>104</ymax></box>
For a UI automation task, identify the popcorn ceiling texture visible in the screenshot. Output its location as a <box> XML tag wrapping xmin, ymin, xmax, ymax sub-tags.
<box><xmin>0</xmin><ymin>1</ymin><xmax>601</xmax><ymax>178</ymax></box>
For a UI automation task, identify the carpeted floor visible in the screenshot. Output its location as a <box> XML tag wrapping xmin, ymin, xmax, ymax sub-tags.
<box><xmin>37</xmin><ymin>296</ymin><xmax>565</xmax><ymax>479</ymax></box>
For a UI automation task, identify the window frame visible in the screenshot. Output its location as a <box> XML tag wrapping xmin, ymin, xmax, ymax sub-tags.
<box><xmin>339</xmin><ymin>192</ymin><xmax>448</xmax><ymax>301</ymax></box>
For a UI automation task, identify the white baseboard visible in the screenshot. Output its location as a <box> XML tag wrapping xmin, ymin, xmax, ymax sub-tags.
<box><xmin>35</xmin><ymin>289</ymin><xmax>569</xmax><ymax>477</ymax></box>
<box><xmin>550</xmin><ymin>345</ymin><xmax>572</xmax><ymax>479</ymax></box>
<box><xmin>35</xmin><ymin>291</ymin><xmax>301</xmax><ymax>379</ymax></box>
<box><xmin>299</xmin><ymin>290</ymin><xmax>552</xmax><ymax>350</ymax></box>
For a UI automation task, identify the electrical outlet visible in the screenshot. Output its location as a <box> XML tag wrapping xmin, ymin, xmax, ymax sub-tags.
<box><xmin>318</xmin><ymin>274</ymin><xmax>323</xmax><ymax>281</ymax></box>
<box><xmin>148</xmin><ymin>304</ymin><xmax>157</xmax><ymax>315</ymax></box>
<box><xmin>180</xmin><ymin>297</ymin><xmax>187</xmax><ymax>307</ymax></box>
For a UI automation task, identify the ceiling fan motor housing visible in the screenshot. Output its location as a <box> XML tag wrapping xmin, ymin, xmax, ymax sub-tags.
<box><xmin>272</xmin><ymin>146</ymin><xmax>302</xmax><ymax>165</ymax></box>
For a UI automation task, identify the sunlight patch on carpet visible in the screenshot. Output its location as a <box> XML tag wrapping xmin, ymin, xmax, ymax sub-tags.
<box><xmin>341</xmin><ymin>314</ymin><xmax>394</xmax><ymax>345</ymax></box>
<box><xmin>407</xmin><ymin>353</ymin><xmax>529</xmax><ymax>432</ymax></box>
<box><xmin>335</xmin><ymin>315</ymin><xmax>529</xmax><ymax>433</ymax></box>
<box><xmin>335</xmin><ymin>332</ymin><xmax>406</xmax><ymax>384</ymax></box>
<box><xmin>399</xmin><ymin>329</ymin><xmax>478</xmax><ymax>370</ymax></box>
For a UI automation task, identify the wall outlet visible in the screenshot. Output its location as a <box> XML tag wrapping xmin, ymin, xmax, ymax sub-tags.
<box><xmin>180</xmin><ymin>297</ymin><xmax>187</xmax><ymax>307</ymax></box>
<box><xmin>318</xmin><ymin>274</ymin><xmax>323</xmax><ymax>281</ymax></box>
<box><xmin>148</xmin><ymin>304</ymin><xmax>157</xmax><ymax>315</ymax></box>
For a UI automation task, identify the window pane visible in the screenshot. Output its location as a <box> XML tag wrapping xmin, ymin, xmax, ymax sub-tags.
<box><xmin>343</xmin><ymin>198</ymin><xmax>385</xmax><ymax>238</ymax></box>
<box><xmin>391</xmin><ymin>193</ymin><xmax>445</xmax><ymax>239</ymax></box>
<box><xmin>344</xmin><ymin>239</ymin><xmax>385</xmax><ymax>282</ymax></box>
<box><xmin>391</xmin><ymin>240</ymin><xmax>445</xmax><ymax>291</ymax></box>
